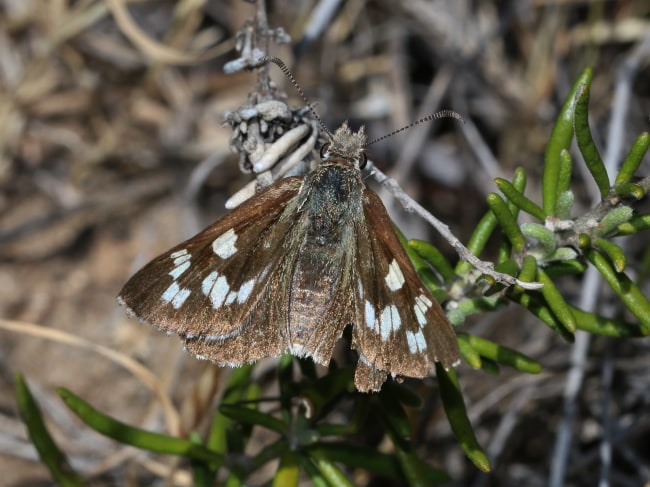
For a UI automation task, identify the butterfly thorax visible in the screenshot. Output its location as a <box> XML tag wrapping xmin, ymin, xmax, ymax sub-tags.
<box><xmin>301</xmin><ymin>159</ymin><xmax>365</xmax><ymax>241</ymax></box>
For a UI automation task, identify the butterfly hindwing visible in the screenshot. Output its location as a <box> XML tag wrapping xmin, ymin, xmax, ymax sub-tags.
<box><xmin>351</xmin><ymin>189</ymin><xmax>459</xmax><ymax>391</ymax></box>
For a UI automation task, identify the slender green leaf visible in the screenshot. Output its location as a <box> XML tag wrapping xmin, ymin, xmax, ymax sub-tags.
<box><xmin>613</xmin><ymin>182</ymin><xmax>645</xmax><ymax>200</ymax></box>
<box><xmin>570</xmin><ymin>305</ymin><xmax>644</xmax><ymax>337</ymax></box>
<box><xmin>480</xmin><ymin>357</ymin><xmax>501</xmax><ymax>375</ymax></box>
<box><xmin>520</xmin><ymin>223</ymin><xmax>556</xmax><ymax>256</ymax></box>
<box><xmin>392</xmin><ymin>437</ymin><xmax>434</xmax><ymax>487</ymax></box>
<box><xmin>300</xmin><ymin>455</ymin><xmax>331</xmax><ymax>487</ymax></box>
<box><xmin>273</xmin><ymin>450</ymin><xmax>301</xmax><ymax>487</ymax></box>
<box><xmin>536</xmin><ymin>268</ymin><xmax>577</xmax><ymax>333</ymax></box>
<box><xmin>437</xmin><ymin>365</ymin><xmax>490</xmax><ymax>472</ymax></box>
<box><xmin>511</xmin><ymin>166</ymin><xmax>528</xmax><ymax>192</ymax></box>
<box><xmin>584</xmin><ymin>248</ymin><xmax>650</xmax><ymax>334</ymax></box>
<box><xmin>455</xmin><ymin>211</ymin><xmax>498</xmax><ymax>274</ymax></box>
<box><xmin>494</xmin><ymin>177</ymin><xmax>546</xmax><ymax>221</ymax></box>
<box><xmin>544</xmin><ymin>67</ymin><xmax>592</xmax><ymax>215</ymax></box>
<box><xmin>494</xmin><ymin>258</ymin><xmax>520</xmax><ymax>278</ymax></box>
<box><xmin>311</xmin><ymin>450</ymin><xmax>355</xmax><ymax>487</ymax></box>
<box><xmin>15</xmin><ymin>375</ymin><xmax>83</xmax><ymax>487</ymax></box>
<box><xmin>615</xmin><ymin>132</ymin><xmax>650</xmax><ymax>185</ymax></box>
<box><xmin>487</xmin><ymin>193</ymin><xmax>526</xmax><ymax>252</ymax></box>
<box><xmin>462</xmin><ymin>335</ymin><xmax>542</xmax><ymax>374</ymax></box>
<box><xmin>597</xmin><ymin>206</ymin><xmax>634</xmax><ymax>237</ymax></box>
<box><xmin>510</xmin><ymin>292</ymin><xmax>575</xmax><ymax>342</ymax></box>
<box><xmin>457</xmin><ymin>333</ymin><xmax>482</xmax><ymax>369</ymax></box>
<box><xmin>544</xmin><ymin>259</ymin><xmax>588</xmax><ymax>277</ymax></box>
<box><xmin>574</xmin><ymin>82</ymin><xmax>610</xmax><ymax>198</ymax></box>
<box><xmin>557</xmin><ymin>149</ymin><xmax>573</xmax><ymax>196</ymax></box>
<box><xmin>617</xmin><ymin>214</ymin><xmax>650</xmax><ymax>235</ymax></box>
<box><xmin>189</xmin><ymin>431</ymin><xmax>216</xmax><ymax>487</ymax></box>
<box><xmin>555</xmin><ymin>190</ymin><xmax>574</xmax><ymax>220</ymax></box>
<box><xmin>219</xmin><ymin>404</ymin><xmax>286</xmax><ymax>434</ymax></box>
<box><xmin>223</xmin><ymin>474</ymin><xmax>244</xmax><ymax>487</ymax></box>
<box><xmin>409</xmin><ymin>239</ymin><xmax>455</xmax><ymax>283</ymax></box>
<box><xmin>208</xmin><ymin>365</ymin><xmax>254</xmax><ymax>455</ymax></box>
<box><xmin>594</xmin><ymin>238</ymin><xmax>627</xmax><ymax>272</ymax></box>
<box><xmin>58</xmin><ymin>388</ymin><xmax>221</xmax><ymax>466</ymax></box>
<box><xmin>514</xmin><ymin>255</ymin><xmax>539</xmax><ymax>294</ymax></box>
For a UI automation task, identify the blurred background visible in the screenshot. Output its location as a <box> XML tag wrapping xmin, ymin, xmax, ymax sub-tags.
<box><xmin>0</xmin><ymin>0</ymin><xmax>649</xmax><ymax>485</ymax></box>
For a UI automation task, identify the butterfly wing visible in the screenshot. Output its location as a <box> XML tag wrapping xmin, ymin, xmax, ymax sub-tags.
<box><xmin>118</xmin><ymin>177</ymin><xmax>305</xmax><ymax>365</ymax></box>
<box><xmin>351</xmin><ymin>189</ymin><xmax>460</xmax><ymax>392</ymax></box>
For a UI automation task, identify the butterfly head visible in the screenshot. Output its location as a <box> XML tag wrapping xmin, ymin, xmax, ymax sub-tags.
<box><xmin>320</xmin><ymin>122</ymin><xmax>368</xmax><ymax>170</ymax></box>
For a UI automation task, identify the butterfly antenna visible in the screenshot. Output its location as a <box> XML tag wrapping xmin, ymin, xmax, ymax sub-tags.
<box><xmin>259</xmin><ymin>56</ymin><xmax>333</xmax><ymax>140</ymax></box>
<box><xmin>365</xmin><ymin>110</ymin><xmax>465</xmax><ymax>147</ymax></box>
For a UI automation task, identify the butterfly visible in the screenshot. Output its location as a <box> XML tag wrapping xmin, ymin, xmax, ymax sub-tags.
<box><xmin>118</xmin><ymin>118</ymin><xmax>460</xmax><ymax>392</ymax></box>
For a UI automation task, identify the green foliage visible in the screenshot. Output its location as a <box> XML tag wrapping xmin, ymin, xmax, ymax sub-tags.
<box><xmin>15</xmin><ymin>68</ymin><xmax>650</xmax><ymax>485</ymax></box>
<box><xmin>439</xmin><ymin>67</ymin><xmax>650</xmax><ymax>341</ymax></box>
<box><xmin>55</xmin><ymin>360</ymin><xmax>451</xmax><ymax>486</ymax></box>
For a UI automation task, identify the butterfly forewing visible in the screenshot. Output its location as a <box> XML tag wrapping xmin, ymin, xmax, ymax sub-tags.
<box><xmin>351</xmin><ymin>189</ymin><xmax>459</xmax><ymax>390</ymax></box>
<box><xmin>119</xmin><ymin>177</ymin><xmax>303</xmax><ymax>362</ymax></box>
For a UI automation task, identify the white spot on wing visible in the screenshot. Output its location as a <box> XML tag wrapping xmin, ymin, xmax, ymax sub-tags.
<box><xmin>237</xmin><ymin>278</ymin><xmax>255</xmax><ymax>303</ymax></box>
<box><xmin>172</xmin><ymin>288</ymin><xmax>191</xmax><ymax>308</ymax></box>
<box><xmin>414</xmin><ymin>294</ymin><xmax>432</xmax><ymax>327</ymax></box>
<box><xmin>225</xmin><ymin>291</ymin><xmax>237</xmax><ymax>305</ymax></box>
<box><xmin>379</xmin><ymin>307</ymin><xmax>391</xmax><ymax>340</ymax></box>
<box><xmin>169</xmin><ymin>261</ymin><xmax>190</xmax><ymax>279</ymax></box>
<box><xmin>389</xmin><ymin>305</ymin><xmax>401</xmax><ymax>333</ymax></box>
<box><xmin>414</xmin><ymin>304</ymin><xmax>427</xmax><ymax>327</ymax></box>
<box><xmin>202</xmin><ymin>271</ymin><xmax>219</xmax><ymax>296</ymax></box>
<box><xmin>161</xmin><ymin>281</ymin><xmax>180</xmax><ymax>303</ymax></box>
<box><xmin>161</xmin><ymin>281</ymin><xmax>191</xmax><ymax>309</ymax></box>
<box><xmin>365</xmin><ymin>300</ymin><xmax>376</xmax><ymax>330</ymax></box>
<box><xmin>170</xmin><ymin>249</ymin><xmax>188</xmax><ymax>259</ymax></box>
<box><xmin>385</xmin><ymin>259</ymin><xmax>405</xmax><ymax>291</ymax></box>
<box><xmin>379</xmin><ymin>305</ymin><xmax>401</xmax><ymax>341</ymax></box>
<box><xmin>212</xmin><ymin>228</ymin><xmax>238</xmax><ymax>259</ymax></box>
<box><xmin>406</xmin><ymin>330</ymin><xmax>427</xmax><ymax>353</ymax></box>
<box><xmin>173</xmin><ymin>253</ymin><xmax>191</xmax><ymax>266</ymax></box>
<box><xmin>208</xmin><ymin>274</ymin><xmax>230</xmax><ymax>308</ymax></box>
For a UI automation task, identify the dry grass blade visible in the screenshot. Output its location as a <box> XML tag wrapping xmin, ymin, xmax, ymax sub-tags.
<box><xmin>0</xmin><ymin>319</ymin><xmax>181</xmax><ymax>436</ymax></box>
<box><xmin>105</xmin><ymin>0</ymin><xmax>234</xmax><ymax>64</ymax></box>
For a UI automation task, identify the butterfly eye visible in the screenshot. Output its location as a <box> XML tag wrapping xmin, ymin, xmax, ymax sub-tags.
<box><xmin>320</xmin><ymin>143</ymin><xmax>331</xmax><ymax>159</ymax></box>
<box><xmin>358</xmin><ymin>152</ymin><xmax>368</xmax><ymax>169</ymax></box>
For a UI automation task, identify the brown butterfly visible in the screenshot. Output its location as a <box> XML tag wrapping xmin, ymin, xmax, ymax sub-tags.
<box><xmin>119</xmin><ymin>59</ymin><xmax>459</xmax><ymax>392</ymax></box>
